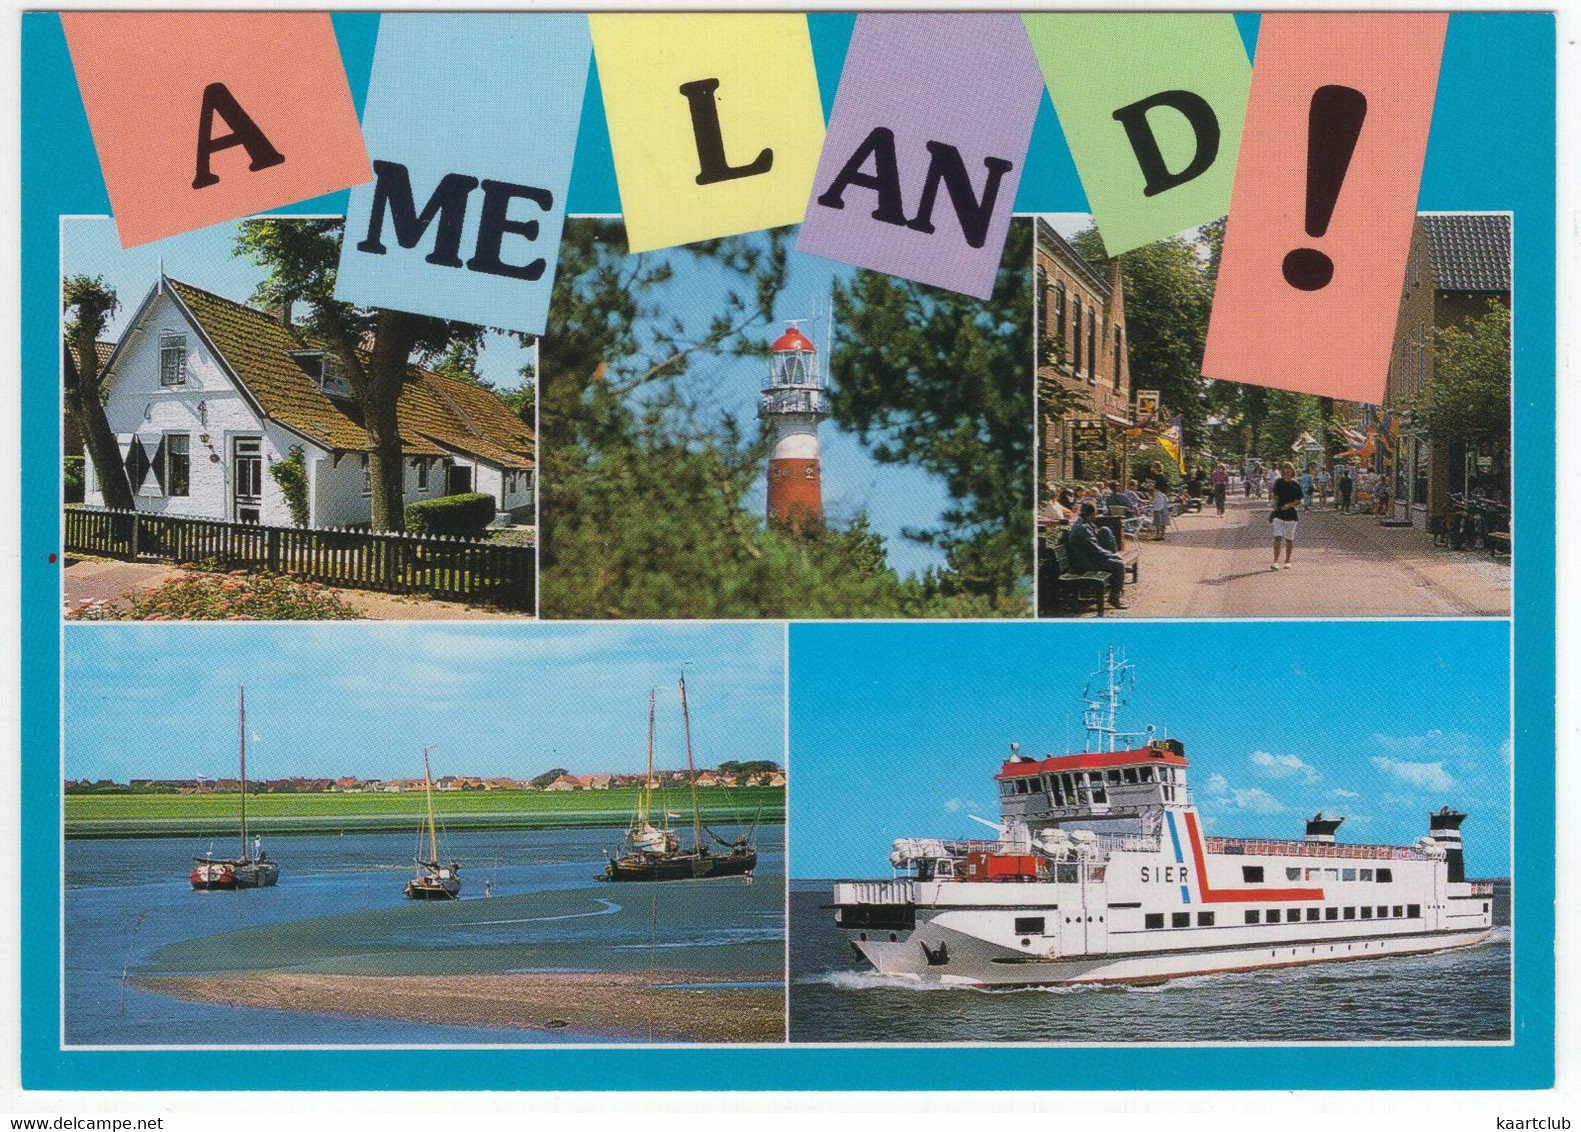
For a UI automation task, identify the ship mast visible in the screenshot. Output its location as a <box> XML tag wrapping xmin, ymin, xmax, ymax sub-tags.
<box><xmin>237</xmin><ymin>684</ymin><xmax>247</xmax><ymax>860</ymax></box>
<box><xmin>679</xmin><ymin>674</ymin><xmax>704</xmax><ymax>852</ymax></box>
<box><xmin>421</xmin><ymin>744</ymin><xmax>439</xmax><ymax>866</ymax></box>
<box><xmin>645</xmin><ymin>688</ymin><xmax>657</xmax><ymax>829</ymax></box>
<box><xmin>1083</xmin><ymin>647</ymin><xmax>1139</xmax><ymax>753</ymax></box>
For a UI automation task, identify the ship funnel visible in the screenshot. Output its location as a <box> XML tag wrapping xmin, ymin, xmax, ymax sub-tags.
<box><xmin>1428</xmin><ymin>806</ymin><xmax>1467</xmax><ymax>882</ymax></box>
<box><xmin>1305</xmin><ymin>811</ymin><xmax>1344</xmax><ymax>844</ymax></box>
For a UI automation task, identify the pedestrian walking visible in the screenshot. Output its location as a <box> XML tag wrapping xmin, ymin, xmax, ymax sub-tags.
<box><xmin>1299</xmin><ymin>468</ymin><xmax>1314</xmax><ymax>508</ymax></box>
<box><xmin>1314</xmin><ymin>467</ymin><xmax>1331</xmax><ymax>508</ymax></box>
<box><xmin>1337</xmin><ymin>467</ymin><xmax>1353</xmax><ymax>513</ymax></box>
<box><xmin>1211</xmin><ymin>463</ymin><xmax>1229</xmax><ymax>516</ymax></box>
<box><xmin>1264</xmin><ymin>464</ymin><xmax>1278</xmax><ymax>498</ymax></box>
<box><xmin>1270</xmin><ymin>461</ymin><xmax>1303</xmax><ymax>569</ymax></box>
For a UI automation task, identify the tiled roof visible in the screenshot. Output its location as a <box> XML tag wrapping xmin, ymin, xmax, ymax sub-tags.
<box><xmin>1421</xmin><ymin>214</ymin><xmax>1511</xmax><ymax>293</ymax></box>
<box><xmin>65</xmin><ymin>338</ymin><xmax>115</xmax><ymax>378</ymax></box>
<box><xmin>162</xmin><ymin>278</ymin><xmax>532</xmax><ymax>467</ymax></box>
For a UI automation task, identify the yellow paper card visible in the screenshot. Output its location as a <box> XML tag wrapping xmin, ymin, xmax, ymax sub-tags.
<box><xmin>590</xmin><ymin>14</ymin><xmax>825</xmax><ymax>253</ymax></box>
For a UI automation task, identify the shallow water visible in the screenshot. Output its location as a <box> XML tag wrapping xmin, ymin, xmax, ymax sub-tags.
<box><xmin>65</xmin><ymin>825</ymin><xmax>784</xmax><ymax>1046</ymax></box>
<box><xmin>787</xmin><ymin>881</ymin><xmax>1511</xmax><ymax>1044</ymax></box>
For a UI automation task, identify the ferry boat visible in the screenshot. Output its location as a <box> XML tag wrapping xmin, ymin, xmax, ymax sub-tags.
<box><xmin>190</xmin><ymin>685</ymin><xmax>279</xmax><ymax>891</ymax></box>
<box><xmin>830</xmin><ymin>649</ymin><xmax>1495</xmax><ymax>987</ymax></box>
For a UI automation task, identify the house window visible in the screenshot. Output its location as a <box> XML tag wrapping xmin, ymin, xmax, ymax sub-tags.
<box><xmin>1113</xmin><ymin>327</ymin><xmax>1123</xmax><ymax>393</ymax></box>
<box><xmin>1054</xmin><ymin>283</ymin><xmax>1067</xmax><ymax>353</ymax></box>
<box><xmin>1072</xmin><ymin>297</ymin><xmax>1083</xmax><ymax>372</ymax></box>
<box><xmin>123</xmin><ymin>438</ymin><xmax>151</xmax><ymax>492</ymax></box>
<box><xmin>1197</xmin><ymin>912</ymin><xmax>1214</xmax><ymax>927</ymax></box>
<box><xmin>361</xmin><ymin>454</ymin><xmax>372</xmax><ymax>496</ymax></box>
<box><xmin>165</xmin><ymin>433</ymin><xmax>190</xmax><ymax>497</ymax></box>
<box><xmin>159</xmin><ymin>331</ymin><xmax>187</xmax><ymax>386</ymax></box>
<box><xmin>1144</xmin><ymin>913</ymin><xmax>1164</xmax><ymax>929</ymax></box>
<box><xmin>1087</xmin><ymin>311</ymin><xmax>1097</xmax><ymax>385</ymax></box>
<box><xmin>1171</xmin><ymin>912</ymin><xmax>1190</xmax><ymax>928</ymax></box>
<box><xmin>1242</xmin><ymin>866</ymin><xmax>1264</xmax><ymax>883</ymax></box>
<box><xmin>416</xmin><ymin>459</ymin><xmax>429</xmax><ymax>492</ymax></box>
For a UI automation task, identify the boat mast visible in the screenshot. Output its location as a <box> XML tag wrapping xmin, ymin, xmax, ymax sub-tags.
<box><xmin>679</xmin><ymin>674</ymin><xmax>703</xmax><ymax>851</ymax></box>
<box><xmin>238</xmin><ymin>684</ymin><xmax>247</xmax><ymax>860</ymax></box>
<box><xmin>646</xmin><ymin>688</ymin><xmax>657</xmax><ymax>829</ymax></box>
<box><xmin>421</xmin><ymin>744</ymin><xmax>439</xmax><ymax>866</ymax></box>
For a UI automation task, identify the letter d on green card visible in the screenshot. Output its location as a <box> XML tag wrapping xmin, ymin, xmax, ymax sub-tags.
<box><xmin>1023</xmin><ymin>14</ymin><xmax>1250</xmax><ymax>255</ymax></box>
<box><xmin>335</xmin><ymin>14</ymin><xmax>590</xmax><ymax>336</ymax></box>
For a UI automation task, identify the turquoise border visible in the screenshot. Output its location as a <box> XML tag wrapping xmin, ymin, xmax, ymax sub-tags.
<box><xmin>21</xmin><ymin>11</ymin><xmax>1554</xmax><ymax>1090</ymax></box>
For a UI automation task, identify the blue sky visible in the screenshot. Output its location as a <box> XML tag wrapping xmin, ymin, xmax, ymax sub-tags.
<box><xmin>788</xmin><ymin>621</ymin><xmax>1511</xmax><ymax>879</ymax></box>
<box><xmin>64</xmin><ymin>623</ymin><xmax>783</xmax><ymax>783</ymax></box>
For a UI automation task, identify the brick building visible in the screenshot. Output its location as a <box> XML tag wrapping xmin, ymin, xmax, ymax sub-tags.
<box><xmin>1034</xmin><ymin>218</ymin><xmax>1131</xmax><ymax>489</ymax></box>
<box><xmin>1377</xmin><ymin>213</ymin><xmax>1511</xmax><ymax>528</ymax></box>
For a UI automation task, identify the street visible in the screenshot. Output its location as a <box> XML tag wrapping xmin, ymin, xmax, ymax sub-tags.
<box><xmin>1058</xmin><ymin>488</ymin><xmax>1511</xmax><ymax>619</ymax></box>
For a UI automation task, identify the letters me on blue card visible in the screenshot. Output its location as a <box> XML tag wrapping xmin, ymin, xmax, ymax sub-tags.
<box><xmin>335</xmin><ymin>14</ymin><xmax>591</xmax><ymax>336</ymax></box>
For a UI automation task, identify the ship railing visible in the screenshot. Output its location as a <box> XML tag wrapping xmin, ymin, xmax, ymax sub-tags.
<box><xmin>904</xmin><ymin>832</ymin><xmax>1161</xmax><ymax>860</ymax></box>
<box><xmin>1204</xmin><ymin>836</ymin><xmax>1430</xmax><ymax>861</ymax></box>
<box><xmin>1467</xmin><ymin>881</ymin><xmax>1495</xmax><ymax>895</ymax></box>
<box><xmin>831</xmin><ymin>879</ymin><xmax>912</xmax><ymax>905</ymax></box>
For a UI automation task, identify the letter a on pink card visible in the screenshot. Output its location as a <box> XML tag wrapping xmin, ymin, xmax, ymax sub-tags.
<box><xmin>1201</xmin><ymin>13</ymin><xmax>1447</xmax><ymax>403</ymax></box>
<box><xmin>62</xmin><ymin>13</ymin><xmax>371</xmax><ymax>248</ymax></box>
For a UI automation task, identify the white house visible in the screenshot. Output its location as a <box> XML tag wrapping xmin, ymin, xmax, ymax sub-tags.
<box><xmin>81</xmin><ymin>275</ymin><xmax>535</xmax><ymax>529</ymax></box>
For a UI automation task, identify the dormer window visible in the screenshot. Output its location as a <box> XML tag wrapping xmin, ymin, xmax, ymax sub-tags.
<box><xmin>159</xmin><ymin>331</ymin><xmax>187</xmax><ymax>386</ymax></box>
<box><xmin>294</xmin><ymin>351</ymin><xmax>350</xmax><ymax>397</ymax></box>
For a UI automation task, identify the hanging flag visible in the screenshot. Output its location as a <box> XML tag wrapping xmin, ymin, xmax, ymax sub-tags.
<box><xmin>61</xmin><ymin>12</ymin><xmax>370</xmax><ymax>248</ymax></box>
<box><xmin>797</xmin><ymin>13</ymin><xmax>1044</xmax><ymax>300</ymax></box>
<box><xmin>335</xmin><ymin>14</ymin><xmax>591</xmax><ymax>336</ymax></box>
<box><xmin>1201</xmin><ymin>13</ymin><xmax>1447</xmax><ymax>403</ymax></box>
<box><xmin>1158</xmin><ymin>414</ymin><xmax>1185</xmax><ymax>472</ymax></box>
<box><xmin>590</xmin><ymin>14</ymin><xmax>824</xmax><ymax>253</ymax></box>
<box><xmin>1022</xmin><ymin>13</ymin><xmax>1251</xmax><ymax>256</ymax></box>
<box><xmin>665</xmin><ymin>811</ymin><xmax>683</xmax><ymax>820</ymax></box>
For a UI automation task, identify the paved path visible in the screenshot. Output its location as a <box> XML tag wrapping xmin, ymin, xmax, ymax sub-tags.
<box><xmin>62</xmin><ymin>558</ymin><xmax>525</xmax><ymax>621</ymax></box>
<box><xmin>1091</xmin><ymin>489</ymin><xmax>1510</xmax><ymax>619</ymax></box>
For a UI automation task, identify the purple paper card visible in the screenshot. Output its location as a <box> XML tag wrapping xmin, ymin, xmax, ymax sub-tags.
<box><xmin>797</xmin><ymin>13</ymin><xmax>1043</xmax><ymax>299</ymax></box>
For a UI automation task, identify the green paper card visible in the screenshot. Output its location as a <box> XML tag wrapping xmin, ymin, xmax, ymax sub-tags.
<box><xmin>1024</xmin><ymin>13</ymin><xmax>1251</xmax><ymax>254</ymax></box>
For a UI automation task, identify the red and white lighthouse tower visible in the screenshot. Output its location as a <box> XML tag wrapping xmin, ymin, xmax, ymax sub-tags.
<box><xmin>760</xmin><ymin>322</ymin><xmax>828</xmax><ymax>531</ymax></box>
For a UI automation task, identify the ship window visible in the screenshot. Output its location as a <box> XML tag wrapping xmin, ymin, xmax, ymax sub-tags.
<box><xmin>1344</xmin><ymin>907</ymin><xmax>1356</xmax><ymax>920</ymax></box>
<box><xmin>1242</xmin><ymin>866</ymin><xmax>1264</xmax><ymax>883</ymax></box>
<box><xmin>1062</xmin><ymin>773</ymin><xmax>1076</xmax><ymax>796</ymax></box>
<box><xmin>1325</xmin><ymin>869</ymin><xmax>1339</xmax><ymax>881</ymax></box>
<box><xmin>1014</xmin><ymin>916</ymin><xmax>1046</xmax><ymax>935</ymax></box>
<box><xmin>1408</xmin><ymin>904</ymin><xmax>1421</xmax><ymax>918</ymax></box>
<box><xmin>1197</xmin><ymin>912</ymin><xmax>1215</xmax><ymax>927</ymax></box>
<box><xmin>1145</xmin><ymin>913</ymin><xmax>1164</xmax><ymax>929</ymax></box>
<box><xmin>1266</xmin><ymin>909</ymin><xmax>1280</xmax><ymax>923</ymax></box>
<box><xmin>1377</xmin><ymin>906</ymin><xmax>1388</xmax><ymax>918</ymax></box>
<box><xmin>1393</xmin><ymin>905</ymin><xmax>1403</xmax><ymax>917</ymax></box>
<box><xmin>1172</xmin><ymin>912</ymin><xmax>1190</xmax><ymax>928</ymax></box>
<box><xmin>1107</xmin><ymin>770</ymin><xmax>1122</xmax><ymax>784</ymax></box>
<box><xmin>1091</xmin><ymin>786</ymin><xmax>1107</xmax><ymax>804</ymax></box>
<box><xmin>1377</xmin><ymin>868</ymin><xmax>1393</xmax><ymax>883</ymax></box>
<box><xmin>1342</xmin><ymin>868</ymin><xmax>1357</xmax><ymax>881</ymax></box>
<box><xmin>1326</xmin><ymin>908</ymin><xmax>1339</xmax><ymax>920</ymax></box>
<box><xmin>1305</xmin><ymin>868</ymin><xmax>1320</xmax><ymax>881</ymax></box>
<box><xmin>1139</xmin><ymin>767</ymin><xmax>1155</xmax><ymax>783</ymax></box>
<box><xmin>999</xmin><ymin>781</ymin><xmax>1014</xmax><ymax>796</ymax></box>
<box><xmin>1288</xmin><ymin>908</ymin><xmax>1301</xmax><ymax>921</ymax></box>
<box><xmin>1306</xmin><ymin>908</ymin><xmax>1321</xmax><ymax>922</ymax></box>
<box><xmin>1124</xmin><ymin>768</ymin><xmax>1139</xmax><ymax>784</ymax></box>
<box><xmin>1286</xmin><ymin>868</ymin><xmax>1300</xmax><ymax>881</ymax></box>
<box><xmin>1360</xmin><ymin>907</ymin><xmax>1372</xmax><ymax>919</ymax></box>
<box><xmin>1244</xmin><ymin>910</ymin><xmax>1260</xmax><ymax>925</ymax></box>
<box><xmin>1360</xmin><ymin>869</ymin><xmax>1374</xmax><ymax>881</ymax></box>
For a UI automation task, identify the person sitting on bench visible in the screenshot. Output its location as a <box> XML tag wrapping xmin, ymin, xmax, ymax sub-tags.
<box><xmin>1069</xmin><ymin>502</ymin><xmax>1127</xmax><ymax>610</ymax></box>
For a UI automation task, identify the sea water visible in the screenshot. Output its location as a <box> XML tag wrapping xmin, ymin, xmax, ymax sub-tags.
<box><xmin>787</xmin><ymin>880</ymin><xmax>1512</xmax><ymax>1044</ymax></box>
<box><xmin>64</xmin><ymin>825</ymin><xmax>785</xmax><ymax>1046</ymax></box>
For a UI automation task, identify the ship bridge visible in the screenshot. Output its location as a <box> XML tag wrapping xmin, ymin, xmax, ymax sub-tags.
<box><xmin>997</xmin><ymin>740</ymin><xmax>1188</xmax><ymax>828</ymax></box>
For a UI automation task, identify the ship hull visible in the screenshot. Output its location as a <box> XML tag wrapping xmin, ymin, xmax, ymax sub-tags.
<box><xmin>601</xmin><ymin>849</ymin><xmax>756</xmax><ymax>883</ymax></box>
<box><xmin>405</xmin><ymin>876</ymin><xmax>462</xmax><ymax>900</ymax></box>
<box><xmin>190</xmin><ymin>860</ymin><xmax>278</xmax><ymax>890</ymax></box>
<box><xmin>849</xmin><ymin>918</ymin><xmax>1493</xmax><ymax>987</ymax></box>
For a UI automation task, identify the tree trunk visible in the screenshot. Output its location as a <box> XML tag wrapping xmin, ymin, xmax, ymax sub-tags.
<box><xmin>68</xmin><ymin>329</ymin><xmax>134</xmax><ymax>511</ymax></box>
<box><xmin>363</xmin><ymin>310</ymin><xmax>420</xmax><ymax>532</ymax></box>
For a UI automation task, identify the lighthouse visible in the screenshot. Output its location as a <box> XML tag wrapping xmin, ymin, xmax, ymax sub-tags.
<box><xmin>759</xmin><ymin>322</ymin><xmax>828</xmax><ymax>531</ymax></box>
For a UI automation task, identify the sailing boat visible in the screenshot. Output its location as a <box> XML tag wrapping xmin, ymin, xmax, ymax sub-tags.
<box><xmin>599</xmin><ymin>675</ymin><xmax>758</xmax><ymax>883</ymax></box>
<box><xmin>404</xmin><ymin>744</ymin><xmax>462</xmax><ymax>900</ymax></box>
<box><xmin>190</xmin><ymin>685</ymin><xmax>279</xmax><ymax>890</ymax></box>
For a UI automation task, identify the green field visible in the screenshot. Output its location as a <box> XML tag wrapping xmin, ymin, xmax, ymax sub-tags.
<box><xmin>64</xmin><ymin>787</ymin><xmax>783</xmax><ymax>839</ymax></box>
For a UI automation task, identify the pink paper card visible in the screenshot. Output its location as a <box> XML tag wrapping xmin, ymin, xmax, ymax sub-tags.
<box><xmin>1201</xmin><ymin>13</ymin><xmax>1447</xmax><ymax>403</ymax></box>
<box><xmin>62</xmin><ymin>12</ymin><xmax>371</xmax><ymax>248</ymax></box>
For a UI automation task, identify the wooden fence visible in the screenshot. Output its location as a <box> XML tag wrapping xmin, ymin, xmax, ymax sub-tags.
<box><xmin>64</xmin><ymin>507</ymin><xmax>534</xmax><ymax>611</ymax></box>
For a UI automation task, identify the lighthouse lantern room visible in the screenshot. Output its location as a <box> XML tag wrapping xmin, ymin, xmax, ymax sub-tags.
<box><xmin>759</xmin><ymin>322</ymin><xmax>828</xmax><ymax>530</ymax></box>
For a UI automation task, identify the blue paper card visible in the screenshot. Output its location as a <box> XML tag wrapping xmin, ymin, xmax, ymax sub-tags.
<box><xmin>335</xmin><ymin>13</ymin><xmax>590</xmax><ymax>335</ymax></box>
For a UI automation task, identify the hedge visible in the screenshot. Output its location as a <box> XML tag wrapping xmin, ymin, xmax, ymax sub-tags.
<box><xmin>404</xmin><ymin>492</ymin><xmax>496</xmax><ymax>537</ymax></box>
